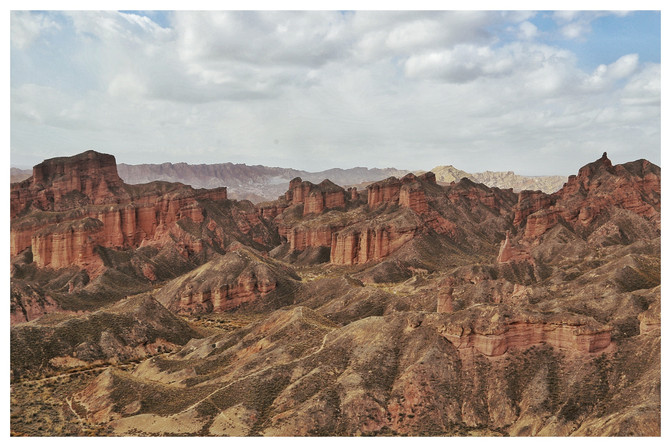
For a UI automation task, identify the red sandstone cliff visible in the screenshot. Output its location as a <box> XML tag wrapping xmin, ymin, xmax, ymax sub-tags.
<box><xmin>519</xmin><ymin>153</ymin><xmax>660</xmax><ymax>240</ymax></box>
<box><xmin>267</xmin><ymin>169</ymin><xmax>517</xmax><ymax>266</ymax></box>
<box><xmin>284</xmin><ymin>177</ymin><xmax>347</xmax><ymax>216</ymax></box>
<box><xmin>367</xmin><ymin>172</ymin><xmax>436</xmax><ymax>212</ymax></box>
<box><xmin>8</xmin><ymin>151</ymin><xmax>293</xmax><ymax>282</ymax></box>
<box><xmin>11</xmin><ymin>151</ymin><xmax>128</xmax><ymax>218</ymax></box>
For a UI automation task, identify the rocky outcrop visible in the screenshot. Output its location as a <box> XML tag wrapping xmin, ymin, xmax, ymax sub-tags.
<box><xmin>9</xmin><ymin>152</ymin><xmax>256</xmax><ymax>279</ymax></box>
<box><xmin>179</xmin><ymin>264</ymin><xmax>278</xmax><ymax>312</ymax></box>
<box><xmin>257</xmin><ymin>202</ymin><xmax>289</xmax><ymax>220</ymax></box>
<box><xmin>330</xmin><ymin>226</ymin><xmax>417</xmax><ymax>265</ymax></box>
<box><xmin>330</xmin><ymin>210</ymin><xmax>423</xmax><ymax>265</ymax></box>
<box><xmin>496</xmin><ymin>231</ymin><xmax>533</xmax><ymax>265</ymax></box>
<box><xmin>367</xmin><ymin>177</ymin><xmax>402</xmax><ymax>208</ymax></box>
<box><xmin>367</xmin><ymin>172</ymin><xmax>436</xmax><ymax>211</ymax></box>
<box><xmin>286</xmin><ymin>225</ymin><xmax>337</xmax><ymax>251</ymax></box>
<box><xmin>284</xmin><ymin>177</ymin><xmax>346</xmax><ymax>216</ymax></box>
<box><xmin>521</xmin><ymin>153</ymin><xmax>661</xmax><ymax>240</ymax></box>
<box><xmin>435</xmin><ymin>306</ymin><xmax>612</xmax><ymax>356</ymax></box>
<box><xmin>443</xmin><ymin>321</ymin><xmax>611</xmax><ymax>356</ymax></box>
<box><xmin>155</xmin><ymin>247</ymin><xmax>300</xmax><ymax>314</ymax></box>
<box><xmin>446</xmin><ymin>178</ymin><xmax>514</xmax><ymax>214</ymax></box>
<box><xmin>367</xmin><ymin>172</ymin><xmax>436</xmax><ymax>213</ymax></box>
<box><xmin>11</xmin><ymin>150</ymin><xmax>128</xmax><ymax>218</ymax></box>
<box><xmin>31</xmin><ymin>218</ymin><xmax>106</xmax><ymax>274</ymax></box>
<box><xmin>513</xmin><ymin>190</ymin><xmax>555</xmax><ymax>227</ymax></box>
<box><xmin>436</xmin><ymin>278</ymin><xmax>455</xmax><ymax>313</ymax></box>
<box><xmin>12</xmin><ymin>188</ymin><xmax>230</xmax><ymax>276</ymax></box>
<box><xmin>399</xmin><ymin>182</ymin><xmax>429</xmax><ymax>213</ymax></box>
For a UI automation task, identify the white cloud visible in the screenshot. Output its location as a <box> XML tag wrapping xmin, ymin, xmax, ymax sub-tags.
<box><xmin>11</xmin><ymin>11</ymin><xmax>61</xmax><ymax>49</ymax></box>
<box><xmin>560</xmin><ymin>21</ymin><xmax>590</xmax><ymax>39</ymax></box>
<box><xmin>10</xmin><ymin>11</ymin><xmax>660</xmax><ymax>176</ymax></box>
<box><xmin>552</xmin><ymin>11</ymin><xmax>631</xmax><ymax>41</ymax></box>
<box><xmin>583</xmin><ymin>54</ymin><xmax>639</xmax><ymax>90</ymax></box>
<box><xmin>619</xmin><ymin>63</ymin><xmax>661</xmax><ymax>106</ymax></box>
<box><xmin>403</xmin><ymin>42</ymin><xmax>576</xmax><ymax>87</ymax></box>
<box><xmin>518</xmin><ymin>21</ymin><xmax>538</xmax><ymax>40</ymax></box>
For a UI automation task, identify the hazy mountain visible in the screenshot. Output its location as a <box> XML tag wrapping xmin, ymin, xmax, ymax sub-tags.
<box><xmin>430</xmin><ymin>165</ymin><xmax>566</xmax><ymax>194</ymax></box>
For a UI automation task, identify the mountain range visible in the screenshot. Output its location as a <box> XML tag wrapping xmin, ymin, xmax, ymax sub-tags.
<box><xmin>12</xmin><ymin>161</ymin><xmax>566</xmax><ymax>203</ymax></box>
<box><xmin>10</xmin><ymin>150</ymin><xmax>660</xmax><ymax>436</ymax></box>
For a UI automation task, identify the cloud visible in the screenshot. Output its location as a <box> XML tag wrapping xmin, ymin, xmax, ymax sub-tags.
<box><xmin>403</xmin><ymin>42</ymin><xmax>576</xmax><ymax>87</ymax></box>
<box><xmin>583</xmin><ymin>54</ymin><xmax>639</xmax><ymax>90</ymax></box>
<box><xmin>552</xmin><ymin>11</ymin><xmax>631</xmax><ymax>40</ymax></box>
<box><xmin>10</xmin><ymin>11</ymin><xmax>660</xmax><ymax>175</ymax></box>
<box><xmin>619</xmin><ymin>63</ymin><xmax>661</xmax><ymax>106</ymax></box>
<box><xmin>517</xmin><ymin>21</ymin><xmax>538</xmax><ymax>40</ymax></box>
<box><xmin>11</xmin><ymin>11</ymin><xmax>61</xmax><ymax>49</ymax></box>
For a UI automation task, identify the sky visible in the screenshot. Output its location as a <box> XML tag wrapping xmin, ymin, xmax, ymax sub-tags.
<box><xmin>9</xmin><ymin>7</ymin><xmax>662</xmax><ymax>176</ymax></box>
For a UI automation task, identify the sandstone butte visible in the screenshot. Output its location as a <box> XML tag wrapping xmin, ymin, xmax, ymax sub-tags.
<box><xmin>11</xmin><ymin>151</ymin><xmax>234</xmax><ymax>278</ymax></box>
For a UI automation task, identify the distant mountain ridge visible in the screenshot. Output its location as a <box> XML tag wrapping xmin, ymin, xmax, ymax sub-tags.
<box><xmin>114</xmin><ymin>161</ymin><xmax>566</xmax><ymax>202</ymax></box>
<box><xmin>429</xmin><ymin>165</ymin><xmax>566</xmax><ymax>195</ymax></box>
<box><xmin>116</xmin><ymin>162</ymin><xmax>410</xmax><ymax>203</ymax></box>
<box><xmin>10</xmin><ymin>168</ymin><xmax>32</xmax><ymax>183</ymax></box>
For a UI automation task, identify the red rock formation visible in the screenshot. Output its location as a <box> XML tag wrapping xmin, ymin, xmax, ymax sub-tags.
<box><xmin>523</xmin><ymin>209</ymin><xmax>560</xmax><ymax>239</ymax></box>
<box><xmin>368</xmin><ymin>172</ymin><xmax>436</xmax><ymax>212</ymax></box>
<box><xmin>31</xmin><ymin>218</ymin><xmax>106</xmax><ymax>275</ymax></box>
<box><xmin>10</xmin><ymin>152</ymin><xmax>242</xmax><ymax>278</ymax></box>
<box><xmin>513</xmin><ymin>190</ymin><xmax>554</xmax><ymax>226</ymax></box>
<box><xmin>171</xmin><ymin>251</ymin><xmax>288</xmax><ymax>314</ymax></box>
<box><xmin>496</xmin><ymin>231</ymin><xmax>533</xmax><ymax>264</ymax></box>
<box><xmin>304</xmin><ymin>191</ymin><xmax>326</xmax><ymax>215</ymax></box>
<box><xmin>11</xmin><ymin>150</ymin><xmax>127</xmax><ymax>218</ymax></box>
<box><xmin>437</xmin><ymin>278</ymin><xmax>455</xmax><ymax>313</ymax></box>
<box><xmin>284</xmin><ymin>178</ymin><xmax>346</xmax><ymax>216</ymax></box>
<box><xmin>399</xmin><ymin>184</ymin><xmax>428</xmax><ymax>213</ymax></box>
<box><xmin>287</xmin><ymin>226</ymin><xmax>335</xmax><ymax>251</ymax></box>
<box><xmin>446</xmin><ymin>178</ymin><xmax>509</xmax><ymax>213</ymax></box>
<box><xmin>258</xmin><ymin>203</ymin><xmax>289</xmax><ymax>220</ymax></box>
<box><xmin>367</xmin><ymin>177</ymin><xmax>401</xmax><ymax>208</ymax></box>
<box><xmin>520</xmin><ymin>153</ymin><xmax>660</xmax><ymax>240</ymax></box>
<box><xmin>330</xmin><ymin>225</ymin><xmax>417</xmax><ymax>265</ymax></box>
<box><xmin>442</xmin><ymin>321</ymin><xmax>611</xmax><ymax>356</ymax></box>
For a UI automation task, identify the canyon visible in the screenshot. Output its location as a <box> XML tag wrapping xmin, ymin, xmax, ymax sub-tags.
<box><xmin>10</xmin><ymin>150</ymin><xmax>661</xmax><ymax>437</ymax></box>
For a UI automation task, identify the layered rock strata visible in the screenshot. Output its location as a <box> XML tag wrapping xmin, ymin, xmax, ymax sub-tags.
<box><xmin>443</xmin><ymin>321</ymin><xmax>611</xmax><ymax>356</ymax></box>
<box><xmin>433</xmin><ymin>306</ymin><xmax>613</xmax><ymax>357</ymax></box>
<box><xmin>11</xmin><ymin>150</ymin><xmax>127</xmax><ymax>218</ymax></box>
<box><xmin>496</xmin><ymin>231</ymin><xmax>533</xmax><ymax>264</ymax></box>
<box><xmin>520</xmin><ymin>153</ymin><xmax>660</xmax><ymax>240</ymax></box>
<box><xmin>9</xmin><ymin>151</ymin><xmax>252</xmax><ymax>278</ymax></box>
<box><xmin>284</xmin><ymin>177</ymin><xmax>346</xmax><ymax>216</ymax></box>
<box><xmin>155</xmin><ymin>247</ymin><xmax>300</xmax><ymax>314</ymax></box>
<box><xmin>367</xmin><ymin>172</ymin><xmax>436</xmax><ymax>212</ymax></box>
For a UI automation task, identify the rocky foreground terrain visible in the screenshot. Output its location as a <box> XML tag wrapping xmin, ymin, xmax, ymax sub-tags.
<box><xmin>10</xmin><ymin>150</ymin><xmax>660</xmax><ymax>436</ymax></box>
